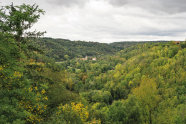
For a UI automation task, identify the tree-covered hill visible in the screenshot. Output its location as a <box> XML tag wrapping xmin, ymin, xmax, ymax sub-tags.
<box><xmin>35</xmin><ymin>38</ymin><xmax>118</xmax><ymax>61</ymax></box>
<box><xmin>56</xmin><ymin>41</ymin><xmax>186</xmax><ymax>124</ymax></box>
<box><xmin>34</xmin><ymin>38</ymin><xmax>145</xmax><ymax>61</ymax></box>
<box><xmin>34</xmin><ymin>38</ymin><xmax>175</xmax><ymax>62</ymax></box>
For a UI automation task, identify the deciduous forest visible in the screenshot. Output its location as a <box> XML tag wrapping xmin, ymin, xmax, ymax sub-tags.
<box><xmin>0</xmin><ymin>3</ymin><xmax>185</xmax><ymax>124</ymax></box>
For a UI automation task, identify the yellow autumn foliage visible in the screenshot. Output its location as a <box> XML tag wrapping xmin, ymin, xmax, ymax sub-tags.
<box><xmin>0</xmin><ymin>66</ymin><xmax>3</xmax><ymax>71</ymax></box>
<box><xmin>57</xmin><ymin>102</ymin><xmax>89</xmax><ymax>122</ymax></box>
<box><xmin>41</xmin><ymin>89</ymin><xmax>46</xmax><ymax>94</ymax></box>
<box><xmin>13</xmin><ymin>71</ymin><xmax>22</xmax><ymax>78</ymax></box>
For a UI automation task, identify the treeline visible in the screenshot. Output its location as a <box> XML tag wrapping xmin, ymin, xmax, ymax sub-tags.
<box><xmin>34</xmin><ymin>38</ymin><xmax>146</xmax><ymax>61</ymax></box>
<box><xmin>34</xmin><ymin>38</ymin><xmax>175</xmax><ymax>61</ymax></box>
<box><xmin>35</xmin><ymin>38</ymin><xmax>118</xmax><ymax>61</ymax></box>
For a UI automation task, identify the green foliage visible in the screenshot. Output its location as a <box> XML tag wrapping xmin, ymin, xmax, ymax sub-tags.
<box><xmin>60</xmin><ymin>41</ymin><xmax>185</xmax><ymax>123</ymax></box>
<box><xmin>35</xmin><ymin>38</ymin><xmax>138</xmax><ymax>61</ymax></box>
<box><xmin>1</xmin><ymin>3</ymin><xmax>49</xmax><ymax>123</ymax></box>
<box><xmin>81</xmin><ymin>90</ymin><xmax>112</xmax><ymax>104</ymax></box>
<box><xmin>48</xmin><ymin>102</ymin><xmax>89</xmax><ymax>124</ymax></box>
<box><xmin>0</xmin><ymin>3</ymin><xmax>45</xmax><ymax>42</ymax></box>
<box><xmin>0</xmin><ymin>32</ymin><xmax>27</xmax><ymax>123</ymax></box>
<box><xmin>108</xmin><ymin>96</ymin><xmax>142</xmax><ymax>124</ymax></box>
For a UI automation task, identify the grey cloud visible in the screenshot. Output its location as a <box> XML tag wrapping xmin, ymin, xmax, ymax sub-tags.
<box><xmin>159</xmin><ymin>0</ymin><xmax>186</xmax><ymax>13</ymax></box>
<box><xmin>109</xmin><ymin>0</ymin><xmax>186</xmax><ymax>14</ymax></box>
<box><xmin>45</xmin><ymin>0</ymin><xmax>87</xmax><ymax>7</ymax></box>
<box><xmin>109</xmin><ymin>0</ymin><xmax>129</xmax><ymax>6</ymax></box>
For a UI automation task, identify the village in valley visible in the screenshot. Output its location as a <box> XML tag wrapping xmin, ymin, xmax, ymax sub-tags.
<box><xmin>79</xmin><ymin>56</ymin><xmax>97</xmax><ymax>61</ymax></box>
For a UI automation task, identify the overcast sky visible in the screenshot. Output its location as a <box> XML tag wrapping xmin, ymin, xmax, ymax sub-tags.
<box><xmin>1</xmin><ymin>0</ymin><xmax>186</xmax><ymax>43</ymax></box>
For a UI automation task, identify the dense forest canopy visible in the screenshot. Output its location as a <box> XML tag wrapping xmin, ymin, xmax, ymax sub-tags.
<box><xmin>0</xmin><ymin>3</ymin><xmax>186</xmax><ymax>124</ymax></box>
<box><xmin>35</xmin><ymin>38</ymin><xmax>175</xmax><ymax>61</ymax></box>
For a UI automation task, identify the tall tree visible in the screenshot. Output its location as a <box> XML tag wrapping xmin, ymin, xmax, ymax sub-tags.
<box><xmin>0</xmin><ymin>3</ymin><xmax>45</xmax><ymax>43</ymax></box>
<box><xmin>132</xmin><ymin>77</ymin><xmax>161</xmax><ymax>124</ymax></box>
<box><xmin>0</xmin><ymin>3</ymin><xmax>47</xmax><ymax>123</ymax></box>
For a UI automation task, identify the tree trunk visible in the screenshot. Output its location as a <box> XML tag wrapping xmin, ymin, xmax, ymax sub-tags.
<box><xmin>149</xmin><ymin>110</ymin><xmax>152</xmax><ymax>124</ymax></box>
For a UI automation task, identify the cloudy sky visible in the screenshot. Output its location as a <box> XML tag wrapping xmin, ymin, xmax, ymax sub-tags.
<box><xmin>1</xmin><ymin>0</ymin><xmax>186</xmax><ymax>43</ymax></box>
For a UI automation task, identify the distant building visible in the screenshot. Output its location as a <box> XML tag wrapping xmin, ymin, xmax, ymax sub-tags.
<box><xmin>85</xmin><ymin>56</ymin><xmax>88</xmax><ymax>60</ymax></box>
<box><xmin>79</xmin><ymin>56</ymin><xmax>97</xmax><ymax>61</ymax></box>
<box><xmin>92</xmin><ymin>57</ymin><xmax>97</xmax><ymax>61</ymax></box>
<box><xmin>174</xmin><ymin>41</ymin><xmax>181</xmax><ymax>45</ymax></box>
<box><xmin>80</xmin><ymin>56</ymin><xmax>88</xmax><ymax>61</ymax></box>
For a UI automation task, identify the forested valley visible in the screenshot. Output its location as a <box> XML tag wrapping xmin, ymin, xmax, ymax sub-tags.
<box><xmin>0</xmin><ymin>3</ymin><xmax>185</xmax><ymax>124</ymax></box>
